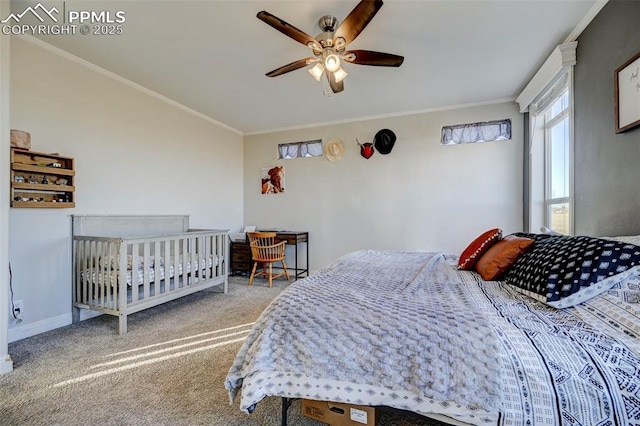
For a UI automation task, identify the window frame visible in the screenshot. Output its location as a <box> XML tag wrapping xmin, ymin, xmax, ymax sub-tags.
<box><xmin>530</xmin><ymin>71</ymin><xmax>574</xmax><ymax>235</ymax></box>
<box><xmin>441</xmin><ymin>118</ymin><xmax>512</xmax><ymax>145</ymax></box>
<box><xmin>277</xmin><ymin>139</ymin><xmax>323</xmax><ymax>160</ymax></box>
<box><xmin>544</xmin><ymin>98</ymin><xmax>570</xmax><ymax>224</ymax></box>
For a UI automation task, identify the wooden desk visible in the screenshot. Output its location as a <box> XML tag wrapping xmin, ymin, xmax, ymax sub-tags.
<box><xmin>230</xmin><ymin>231</ymin><xmax>309</xmax><ymax>280</ymax></box>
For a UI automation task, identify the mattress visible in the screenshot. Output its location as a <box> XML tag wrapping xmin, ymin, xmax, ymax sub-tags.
<box><xmin>81</xmin><ymin>255</ymin><xmax>219</xmax><ymax>289</ymax></box>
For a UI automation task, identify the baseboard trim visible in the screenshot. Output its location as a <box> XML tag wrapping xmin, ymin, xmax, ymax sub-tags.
<box><xmin>8</xmin><ymin>313</ymin><xmax>72</xmax><ymax>343</ymax></box>
<box><xmin>8</xmin><ymin>309</ymin><xmax>106</xmax><ymax>343</ymax></box>
<box><xmin>79</xmin><ymin>309</ymin><xmax>104</xmax><ymax>321</ymax></box>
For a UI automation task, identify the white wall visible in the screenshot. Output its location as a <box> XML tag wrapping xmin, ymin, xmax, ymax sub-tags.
<box><xmin>8</xmin><ymin>37</ymin><xmax>243</xmax><ymax>342</ymax></box>
<box><xmin>244</xmin><ymin>102</ymin><xmax>523</xmax><ymax>270</ymax></box>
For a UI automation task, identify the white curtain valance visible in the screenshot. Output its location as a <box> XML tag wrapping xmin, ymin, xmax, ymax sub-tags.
<box><xmin>530</xmin><ymin>72</ymin><xmax>569</xmax><ymax>116</ymax></box>
<box><xmin>278</xmin><ymin>140</ymin><xmax>322</xmax><ymax>159</ymax></box>
<box><xmin>441</xmin><ymin>119</ymin><xmax>512</xmax><ymax>145</ymax></box>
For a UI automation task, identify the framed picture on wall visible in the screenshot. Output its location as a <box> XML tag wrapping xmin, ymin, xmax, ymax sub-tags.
<box><xmin>261</xmin><ymin>166</ymin><xmax>285</xmax><ymax>194</ymax></box>
<box><xmin>614</xmin><ymin>50</ymin><xmax>640</xmax><ymax>133</ymax></box>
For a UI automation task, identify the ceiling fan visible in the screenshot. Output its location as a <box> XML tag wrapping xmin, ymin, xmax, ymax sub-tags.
<box><xmin>257</xmin><ymin>0</ymin><xmax>404</xmax><ymax>94</ymax></box>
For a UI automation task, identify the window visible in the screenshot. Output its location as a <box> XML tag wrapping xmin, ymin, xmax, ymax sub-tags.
<box><xmin>278</xmin><ymin>140</ymin><xmax>322</xmax><ymax>159</ymax></box>
<box><xmin>529</xmin><ymin>73</ymin><xmax>573</xmax><ymax>235</ymax></box>
<box><xmin>441</xmin><ymin>119</ymin><xmax>511</xmax><ymax>145</ymax></box>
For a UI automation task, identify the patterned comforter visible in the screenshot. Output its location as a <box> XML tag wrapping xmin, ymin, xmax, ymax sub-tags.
<box><xmin>226</xmin><ymin>250</ymin><xmax>640</xmax><ymax>425</ymax></box>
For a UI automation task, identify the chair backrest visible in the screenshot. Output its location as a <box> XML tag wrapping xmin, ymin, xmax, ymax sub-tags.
<box><xmin>247</xmin><ymin>232</ymin><xmax>285</xmax><ymax>261</ymax></box>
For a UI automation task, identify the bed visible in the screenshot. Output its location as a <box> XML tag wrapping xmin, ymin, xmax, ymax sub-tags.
<box><xmin>225</xmin><ymin>231</ymin><xmax>640</xmax><ymax>425</ymax></box>
<box><xmin>72</xmin><ymin>215</ymin><xmax>228</xmax><ymax>334</ymax></box>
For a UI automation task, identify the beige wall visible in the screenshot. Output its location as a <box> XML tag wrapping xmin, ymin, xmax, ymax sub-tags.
<box><xmin>1</xmin><ymin>0</ymin><xmax>13</xmax><ymax>373</ymax></box>
<box><xmin>8</xmin><ymin>37</ymin><xmax>243</xmax><ymax>341</ymax></box>
<box><xmin>244</xmin><ymin>102</ymin><xmax>523</xmax><ymax>270</ymax></box>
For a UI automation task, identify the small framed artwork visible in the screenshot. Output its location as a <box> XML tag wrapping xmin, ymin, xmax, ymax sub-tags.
<box><xmin>261</xmin><ymin>166</ymin><xmax>285</xmax><ymax>194</ymax></box>
<box><xmin>614</xmin><ymin>50</ymin><xmax>640</xmax><ymax>133</ymax></box>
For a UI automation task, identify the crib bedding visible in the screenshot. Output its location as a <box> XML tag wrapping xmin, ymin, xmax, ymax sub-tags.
<box><xmin>82</xmin><ymin>255</ymin><xmax>219</xmax><ymax>288</ymax></box>
<box><xmin>226</xmin><ymin>250</ymin><xmax>640</xmax><ymax>426</ymax></box>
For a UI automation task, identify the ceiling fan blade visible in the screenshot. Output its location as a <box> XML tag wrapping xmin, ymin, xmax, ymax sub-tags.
<box><xmin>333</xmin><ymin>0</ymin><xmax>384</xmax><ymax>47</ymax></box>
<box><xmin>327</xmin><ymin>71</ymin><xmax>344</xmax><ymax>93</ymax></box>
<box><xmin>257</xmin><ymin>11</ymin><xmax>321</xmax><ymax>50</ymax></box>
<box><xmin>266</xmin><ymin>58</ymin><xmax>316</xmax><ymax>77</ymax></box>
<box><xmin>344</xmin><ymin>50</ymin><xmax>404</xmax><ymax>67</ymax></box>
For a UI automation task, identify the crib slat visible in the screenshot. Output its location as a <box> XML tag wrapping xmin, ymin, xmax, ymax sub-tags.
<box><xmin>118</xmin><ymin>240</ymin><xmax>128</xmax><ymax>331</ymax></box>
<box><xmin>173</xmin><ymin>238</ymin><xmax>180</xmax><ymax>290</ymax></box>
<box><xmin>192</xmin><ymin>235</ymin><xmax>197</xmax><ymax>284</ymax></box>
<box><xmin>198</xmin><ymin>235</ymin><xmax>204</xmax><ymax>283</ymax></box>
<box><xmin>96</xmin><ymin>241</ymin><xmax>103</xmax><ymax>308</ymax></box>
<box><xmin>109</xmin><ymin>242</ymin><xmax>116</xmax><ymax>309</ymax></box>
<box><xmin>164</xmin><ymin>239</ymin><xmax>171</xmax><ymax>295</ymax></box>
<box><xmin>205</xmin><ymin>235</ymin><xmax>212</xmax><ymax>280</ymax></box>
<box><xmin>75</xmin><ymin>240</ymin><xmax>83</xmax><ymax>304</ymax></box>
<box><xmin>217</xmin><ymin>233</ymin><xmax>224</xmax><ymax>278</ymax></box>
<box><xmin>98</xmin><ymin>242</ymin><xmax>104</xmax><ymax>305</ymax></box>
<box><xmin>89</xmin><ymin>241</ymin><xmax>95</xmax><ymax>304</ymax></box>
<box><xmin>190</xmin><ymin>236</ymin><xmax>196</xmax><ymax>285</ymax></box>
<box><xmin>211</xmin><ymin>234</ymin><xmax>217</xmax><ymax>278</ymax></box>
<box><xmin>219</xmin><ymin>233</ymin><xmax>224</xmax><ymax>277</ymax></box>
<box><xmin>215</xmin><ymin>234</ymin><xmax>221</xmax><ymax>278</ymax></box>
<box><xmin>143</xmin><ymin>242</ymin><xmax>151</xmax><ymax>300</ymax></box>
<box><xmin>154</xmin><ymin>240</ymin><xmax>161</xmax><ymax>295</ymax></box>
<box><xmin>212</xmin><ymin>235</ymin><xmax>218</xmax><ymax>278</ymax></box>
<box><xmin>184</xmin><ymin>236</ymin><xmax>190</xmax><ymax>286</ymax></box>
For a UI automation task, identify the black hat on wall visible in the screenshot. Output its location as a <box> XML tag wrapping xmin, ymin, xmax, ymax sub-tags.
<box><xmin>373</xmin><ymin>129</ymin><xmax>396</xmax><ymax>155</ymax></box>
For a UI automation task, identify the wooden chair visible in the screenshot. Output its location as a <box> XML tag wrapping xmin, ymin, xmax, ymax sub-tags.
<box><xmin>247</xmin><ymin>232</ymin><xmax>290</xmax><ymax>287</ymax></box>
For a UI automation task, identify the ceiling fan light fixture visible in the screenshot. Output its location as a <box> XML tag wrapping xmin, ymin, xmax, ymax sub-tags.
<box><xmin>258</xmin><ymin>0</ymin><xmax>404</xmax><ymax>94</ymax></box>
<box><xmin>324</xmin><ymin>53</ymin><xmax>341</xmax><ymax>72</ymax></box>
<box><xmin>333</xmin><ymin>67</ymin><xmax>348</xmax><ymax>83</ymax></box>
<box><xmin>309</xmin><ymin>63</ymin><xmax>325</xmax><ymax>81</ymax></box>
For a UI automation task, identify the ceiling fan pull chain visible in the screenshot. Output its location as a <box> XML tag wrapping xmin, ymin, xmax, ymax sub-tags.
<box><xmin>322</xmin><ymin>77</ymin><xmax>332</xmax><ymax>97</ymax></box>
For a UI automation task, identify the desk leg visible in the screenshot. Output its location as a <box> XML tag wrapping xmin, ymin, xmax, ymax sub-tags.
<box><xmin>294</xmin><ymin>241</ymin><xmax>299</xmax><ymax>281</ymax></box>
<box><xmin>306</xmin><ymin>239</ymin><xmax>309</xmax><ymax>277</ymax></box>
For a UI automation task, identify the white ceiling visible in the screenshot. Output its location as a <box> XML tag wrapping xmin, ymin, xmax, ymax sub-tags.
<box><xmin>14</xmin><ymin>0</ymin><xmax>599</xmax><ymax>135</ymax></box>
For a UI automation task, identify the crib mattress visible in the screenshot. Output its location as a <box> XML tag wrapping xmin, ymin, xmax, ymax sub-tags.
<box><xmin>81</xmin><ymin>255</ymin><xmax>219</xmax><ymax>289</ymax></box>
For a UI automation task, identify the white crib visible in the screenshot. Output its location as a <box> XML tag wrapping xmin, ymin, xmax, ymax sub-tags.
<box><xmin>72</xmin><ymin>215</ymin><xmax>228</xmax><ymax>334</ymax></box>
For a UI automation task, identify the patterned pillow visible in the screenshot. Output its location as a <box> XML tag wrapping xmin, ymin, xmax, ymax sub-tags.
<box><xmin>457</xmin><ymin>228</ymin><xmax>502</xmax><ymax>270</ymax></box>
<box><xmin>474</xmin><ymin>235</ymin><xmax>534</xmax><ymax>281</ymax></box>
<box><xmin>505</xmin><ymin>235</ymin><xmax>640</xmax><ymax>308</ymax></box>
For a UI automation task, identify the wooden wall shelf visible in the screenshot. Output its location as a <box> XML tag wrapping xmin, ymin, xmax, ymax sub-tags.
<box><xmin>10</xmin><ymin>148</ymin><xmax>76</xmax><ymax>208</ymax></box>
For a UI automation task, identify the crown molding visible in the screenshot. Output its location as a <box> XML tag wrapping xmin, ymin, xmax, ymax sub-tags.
<box><xmin>564</xmin><ymin>0</ymin><xmax>609</xmax><ymax>43</ymax></box>
<box><xmin>246</xmin><ymin>97</ymin><xmax>516</xmax><ymax>137</ymax></box>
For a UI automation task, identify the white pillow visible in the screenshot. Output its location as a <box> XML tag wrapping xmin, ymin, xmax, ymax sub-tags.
<box><xmin>602</xmin><ymin>235</ymin><xmax>640</xmax><ymax>246</ymax></box>
<box><xmin>539</xmin><ymin>226</ymin><xmax>563</xmax><ymax>235</ymax></box>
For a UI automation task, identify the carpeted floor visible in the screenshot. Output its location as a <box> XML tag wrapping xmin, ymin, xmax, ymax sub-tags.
<box><xmin>0</xmin><ymin>276</ymin><xmax>448</xmax><ymax>426</ymax></box>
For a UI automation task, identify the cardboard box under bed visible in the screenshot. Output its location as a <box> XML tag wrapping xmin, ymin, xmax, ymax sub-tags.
<box><xmin>302</xmin><ymin>399</ymin><xmax>378</xmax><ymax>426</ymax></box>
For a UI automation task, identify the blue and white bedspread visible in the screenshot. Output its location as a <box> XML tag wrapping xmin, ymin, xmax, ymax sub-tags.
<box><xmin>225</xmin><ymin>250</ymin><xmax>640</xmax><ymax>425</ymax></box>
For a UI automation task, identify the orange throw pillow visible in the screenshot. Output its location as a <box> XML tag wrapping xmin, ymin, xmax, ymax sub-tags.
<box><xmin>474</xmin><ymin>235</ymin><xmax>534</xmax><ymax>281</ymax></box>
<box><xmin>457</xmin><ymin>228</ymin><xmax>502</xmax><ymax>270</ymax></box>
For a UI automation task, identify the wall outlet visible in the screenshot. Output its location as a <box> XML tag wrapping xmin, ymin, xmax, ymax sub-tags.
<box><xmin>12</xmin><ymin>300</ymin><xmax>23</xmax><ymax>320</ymax></box>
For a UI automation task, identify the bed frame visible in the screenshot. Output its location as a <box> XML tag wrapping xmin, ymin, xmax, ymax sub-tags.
<box><xmin>72</xmin><ymin>215</ymin><xmax>228</xmax><ymax>334</ymax></box>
